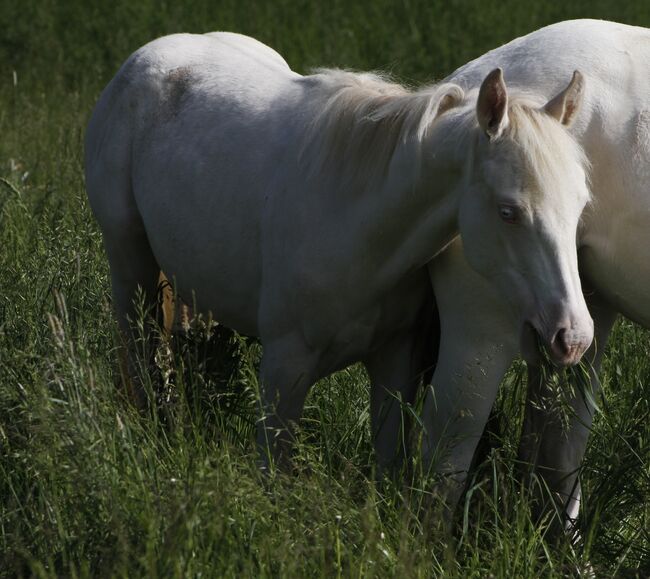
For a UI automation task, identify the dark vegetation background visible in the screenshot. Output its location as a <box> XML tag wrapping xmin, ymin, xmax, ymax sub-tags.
<box><xmin>0</xmin><ymin>1</ymin><xmax>648</xmax><ymax>576</ymax></box>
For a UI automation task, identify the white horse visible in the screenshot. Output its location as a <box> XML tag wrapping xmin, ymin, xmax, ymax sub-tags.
<box><xmin>423</xmin><ymin>19</ymin><xmax>650</xmax><ymax>526</ymax></box>
<box><xmin>85</xmin><ymin>31</ymin><xmax>592</xmax><ymax>468</ymax></box>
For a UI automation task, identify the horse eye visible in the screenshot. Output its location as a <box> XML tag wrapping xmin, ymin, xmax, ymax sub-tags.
<box><xmin>498</xmin><ymin>204</ymin><xmax>519</xmax><ymax>223</ymax></box>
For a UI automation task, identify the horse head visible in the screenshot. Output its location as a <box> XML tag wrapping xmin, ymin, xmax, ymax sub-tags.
<box><xmin>457</xmin><ymin>69</ymin><xmax>593</xmax><ymax>366</ymax></box>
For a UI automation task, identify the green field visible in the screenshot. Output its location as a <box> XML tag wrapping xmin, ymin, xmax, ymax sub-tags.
<box><xmin>1</xmin><ymin>1</ymin><xmax>649</xmax><ymax>576</ymax></box>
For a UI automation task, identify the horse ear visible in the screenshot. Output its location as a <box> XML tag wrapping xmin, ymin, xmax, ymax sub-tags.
<box><xmin>544</xmin><ymin>70</ymin><xmax>585</xmax><ymax>126</ymax></box>
<box><xmin>477</xmin><ymin>68</ymin><xmax>509</xmax><ymax>140</ymax></box>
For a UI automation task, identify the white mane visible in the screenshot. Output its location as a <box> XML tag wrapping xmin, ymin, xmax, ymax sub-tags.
<box><xmin>301</xmin><ymin>69</ymin><xmax>464</xmax><ymax>191</ymax></box>
<box><xmin>442</xmin><ymin>95</ymin><xmax>591</xmax><ymax>203</ymax></box>
<box><xmin>300</xmin><ymin>70</ymin><xmax>589</xmax><ymax>201</ymax></box>
<box><xmin>504</xmin><ymin>100</ymin><xmax>591</xmax><ymax>199</ymax></box>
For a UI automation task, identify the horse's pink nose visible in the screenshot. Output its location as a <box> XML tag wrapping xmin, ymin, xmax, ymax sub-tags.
<box><xmin>552</xmin><ymin>328</ymin><xmax>570</xmax><ymax>356</ymax></box>
<box><xmin>549</xmin><ymin>326</ymin><xmax>590</xmax><ymax>366</ymax></box>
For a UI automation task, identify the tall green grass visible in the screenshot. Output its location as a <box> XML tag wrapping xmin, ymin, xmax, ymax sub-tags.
<box><xmin>1</xmin><ymin>1</ymin><xmax>649</xmax><ymax>576</ymax></box>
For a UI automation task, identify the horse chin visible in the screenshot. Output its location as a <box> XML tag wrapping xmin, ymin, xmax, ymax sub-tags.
<box><xmin>519</xmin><ymin>321</ymin><xmax>542</xmax><ymax>366</ymax></box>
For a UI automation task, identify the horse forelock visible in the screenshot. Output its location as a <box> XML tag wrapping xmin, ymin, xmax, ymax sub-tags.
<box><xmin>300</xmin><ymin>69</ymin><xmax>464</xmax><ymax>192</ymax></box>
<box><xmin>505</xmin><ymin>99</ymin><xmax>591</xmax><ymax>202</ymax></box>
<box><xmin>448</xmin><ymin>94</ymin><xmax>591</xmax><ymax>206</ymax></box>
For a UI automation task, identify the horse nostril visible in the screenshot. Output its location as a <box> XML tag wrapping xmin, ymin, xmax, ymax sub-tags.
<box><xmin>552</xmin><ymin>327</ymin><xmax>570</xmax><ymax>356</ymax></box>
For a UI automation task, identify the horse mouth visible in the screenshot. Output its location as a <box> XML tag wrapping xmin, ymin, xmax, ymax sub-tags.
<box><xmin>519</xmin><ymin>320</ymin><xmax>587</xmax><ymax>367</ymax></box>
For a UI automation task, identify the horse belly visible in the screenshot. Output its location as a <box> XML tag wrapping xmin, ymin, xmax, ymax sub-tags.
<box><xmin>154</xmin><ymin>231</ymin><xmax>262</xmax><ymax>336</ymax></box>
<box><xmin>134</xmin><ymin>158</ymin><xmax>265</xmax><ymax>336</ymax></box>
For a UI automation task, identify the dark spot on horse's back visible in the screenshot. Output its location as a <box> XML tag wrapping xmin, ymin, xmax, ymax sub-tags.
<box><xmin>165</xmin><ymin>66</ymin><xmax>194</xmax><ymax>117</ymax></box>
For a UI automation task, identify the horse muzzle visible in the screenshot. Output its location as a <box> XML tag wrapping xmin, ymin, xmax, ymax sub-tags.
<box><xmin>520</xmin><ymin>315</ymin><xmax>594</xmax><ymax>367</ymax></box>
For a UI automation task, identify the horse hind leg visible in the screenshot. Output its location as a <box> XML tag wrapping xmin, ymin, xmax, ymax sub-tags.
<box><xmin>101</xmin><ymin>212</ymin><xmax>162</xmax><ymax>408</ymax></box>
<box><xmin>159</xmin><ymin>271</ymin><xmax>193</xmax><ymax>336</ymax></box>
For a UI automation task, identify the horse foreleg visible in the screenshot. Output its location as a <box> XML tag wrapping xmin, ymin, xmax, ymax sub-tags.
<box><xmin>423</xmin><ymin>242</ymin><xmax>518</xmax><ymax>510</ymax></box>
<box><xmin>256</xmin><ymin>334</ymin><xmax>320</xmax><ymax>470</ymax></box>
<box><xmin>364</xmin><ymin>324</ymin><xmax>436</xmax><ymax>478</ymax></box>
<box><xmin>517</xmin><ymin>290</ymin><xmax>617</xmax><ymax>530</ymax></box>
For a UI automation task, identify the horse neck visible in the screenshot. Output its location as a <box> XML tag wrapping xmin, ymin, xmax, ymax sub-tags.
<box><xmin>357</xmin><ymin>134</ymin><xmax>464</xmax><ymax>284</ymax></box>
